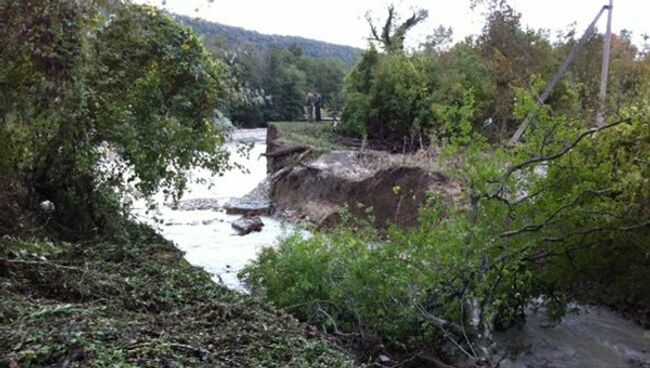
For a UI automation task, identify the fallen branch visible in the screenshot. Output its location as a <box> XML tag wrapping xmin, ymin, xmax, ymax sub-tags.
<box><xmin>542</xmin><ymin>219</ymin><xmax>650</xmax><ymax>243</ymax></box>
<box><xmin>270</xmin><ymin>149</ymin><xmax>311</xmax><ymax>182</ymax></box>
<box><xmin>0</xmin><ymin>258</ymin><xmax>87</xmax><ymax>273</ymax></box>
<box><xmin>0</xmin><ymin>257</ymin><xmax>134</xmax><ymax>301</ymax></box>
<box><xmin>503</xmin><ymin>118</ymin><xmax>630</xmax><ymax>183</ymax></box>
<box><xmin>498</xmin><ymin>188</ymin><xmax>611</xmax><ymax>239</ymax></box>
<box><xmin>316</xmin><ymin>304</ymin><xmax>359</xmax><ymax>337</ymax></box>
<box><xmin>415</xmin><ymin>303</ymin><xmax>476</xmax><ymax>361</ymax></box>
<box><xmin>126</xmin><ymin>341</ymin><xmax>212</xmax><ymax>361</ymax></box>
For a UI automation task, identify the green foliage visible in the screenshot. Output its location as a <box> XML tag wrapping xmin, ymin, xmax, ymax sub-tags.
<box><xmin>0</xmin><ymin>227</ymin><xmax>358</xmax><ymax>367</ymax></box>
<box><xmin>175</xmin><ymin>14</ymin><xmax>363</xmax><ymax>67</ymax></box>
<box><xmin>244</xmin><ymin>86</ymin><xmax>650</xmax><ymax>363</ymax></box>
<box><xmin>93</xmin><ymin>6</ymin><xmax>233</xmax><ymax>194</ymax></box>
<box><xmin>366</xmin><ymin>5</ymin><xmax>428</xmax><ymax>54</ymax></box>
<box><xmin>267</xmin><ymin>59</ymin><xmax>308</xmax><ymax>122</ymax></box>
<box><xmin>339</xmin><ymin>1</ymin><xmax>649</xmax><ymax>145</ymax></box>
<box><xmin>339</xmin><ymin>47</ymin><xmax>379</xmax><ymax>137</ymax></box>
<box><xmin>241</xmin><ymin>216</ymin><xmax>446</xmax><ymax>351</ymax></box>
<box><xmin>0</xmin><ymin>1</ymin><xmax>232</xmax><ymax>236</ymax></box>
<box><xmin>225</xmin><ymin>45</ymin><xmax>348</xmax><ymax>126</ymax></box>
<box><xmin>341</xmin><ymin>45</ymin><xmax>486</xmax><ymax>147</ymax></box>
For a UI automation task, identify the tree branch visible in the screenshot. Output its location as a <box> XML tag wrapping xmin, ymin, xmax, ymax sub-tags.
<box><xmin>542</xmin><ymin>219</ymin><xmax>649</xmax><ymax>243</ymax></box>
<box><xmin>270</xmin><ymin>149</ymin><xmax>311</xmax><ymax>182</ymax></box>
<box><xmin>503</xmin><ymin>118</ymin><xmax>630</xmax><ymax>182</ymax></box>
<box><xmin>498</xmin><ymin>188</ymin><xmax>612</xmax><ymax>238</ymax></box>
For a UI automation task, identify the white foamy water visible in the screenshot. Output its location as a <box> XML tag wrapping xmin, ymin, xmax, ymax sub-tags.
<box><xmin>132</xmin><ymin>128</ymin><xmax>294</xmax><ymax>290</ymax></box>
<box><xmin>127</xmin><ymin>128</ymin><xmax>649</xmax><ymax>366</ymax></box>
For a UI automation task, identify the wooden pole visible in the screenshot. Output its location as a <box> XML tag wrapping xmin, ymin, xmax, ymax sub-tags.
<box><xmin>510</xmin><ymin>5</ymin><xmax>609</xmax><ymax>144</ymax></box>
<box><xmin>596</xmin><ymin>0</ymin><xmax>613</xmax><ymax>127</ymax></box>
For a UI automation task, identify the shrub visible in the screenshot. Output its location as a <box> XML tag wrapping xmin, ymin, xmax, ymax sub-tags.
<box><xmin>0</xmin><ymin>1</ymin><xmax>232</xmax><ymax>236</ymax></box>
<box><xmin>242</xmin><ymin>90</ymin><xmax>650</xmax><ymax>364</ymax></box>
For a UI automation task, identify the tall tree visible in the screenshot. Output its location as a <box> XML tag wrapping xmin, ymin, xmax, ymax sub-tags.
<box><xmin>366</xmin><ymin>5</ymin><xmax>428</xmax><ymax>53</ymax></box>
<box><xmin>0</xmin><ymin>1</ymin><xmax>232</xmax><ymax>236</ymax></box>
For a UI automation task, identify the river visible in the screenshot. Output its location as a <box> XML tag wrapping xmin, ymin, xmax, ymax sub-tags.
<box><xmin>496</xmin><ymin>304</ymin><xmax>650</xmax><ymax>367</ymax></box>
<box><xmin>133</xmin><ymin>128</ymin><xmax>649</xmax><ymax>367</ymax></box>
<box><xmin>132</xmin><ymin>128</ymin><xmax>294</xmax><ymax>290</ymax></box>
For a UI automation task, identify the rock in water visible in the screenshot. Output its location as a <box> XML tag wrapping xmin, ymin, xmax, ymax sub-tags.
<box><xmin>224</xmin><ymin>178</ymin><xmax>271</xmax><ymax>215</ymax></box>
<box><xmin>231</xmin><ymin>216</ymin><xmax>264</xmax><ymax>235</ymax></box>
<box><xmin>223</xmin><ymin>198</ymin><xmax>270</xmax><ymax>216</ymax></box>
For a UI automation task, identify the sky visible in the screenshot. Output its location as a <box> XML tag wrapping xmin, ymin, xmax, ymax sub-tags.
<box><xmin>136</xmin><ymin>0</ymin><xmax>650</xmax><ymax>50</ymax></box>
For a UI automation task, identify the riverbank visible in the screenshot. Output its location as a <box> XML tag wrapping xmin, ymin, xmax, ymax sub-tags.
<box><xmin>266</xmin><ymin>122</ymin><xmax>461</xmax><ymax>228</ymax></box>
<box><xmin>0</xmin><ymin>224</ymin><xmax>357</xmax><ymax>367</ymax></box>
<box><xmin>249</xmin><ymin>124</ymin><xmax>650</xmax><ymax>367</ymax></box>
<box><xmin>0</xmin><ymin>127</ymin><xmax>358</xmax><ymax>367</ymax></box>
<box><xmin>131</xmin><ymin>131</ymin><xmax>285</xmax><ymax>290</ymax></box>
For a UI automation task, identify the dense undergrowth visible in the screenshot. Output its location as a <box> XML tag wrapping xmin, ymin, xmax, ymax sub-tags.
<box><xmin>0</xmin><ymin>223</ymin><xmax>357</xmax><ymax>367</ymax></box>
<box><xmin>243</xmin><ymin>96</ymin><xmax>650</xmax><ymax>366</ymax></box>
<box><xmin>2</xmin><ymin>0</ymin><xmax>650</xmax><ymax>367</ymax></box>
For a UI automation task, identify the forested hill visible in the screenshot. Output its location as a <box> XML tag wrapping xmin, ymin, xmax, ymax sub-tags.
<box><xmin>174</xmin><ymin>14</ymin><xmax>364</xmax><ymax>66</ymax></box>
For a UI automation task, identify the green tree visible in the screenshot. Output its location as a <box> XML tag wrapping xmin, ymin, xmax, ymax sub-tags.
<box><xmin>0</xmin><ymin>1</ymin><xmax>232</xmax><ymax>236</ymax></box>
<box><xmin>366</xmin><ymin>5</ymin><xmax>428</xmax><ymax>53</ymax></box>
<box><xmin>265</xmin><ymin>47</ymin><xmax>308</xmax><ymax>121</ymax></box>
<box><xmin>225</xmin><ymin>44</ymin><xmax>348</xmax><ymax>126</ymax></box>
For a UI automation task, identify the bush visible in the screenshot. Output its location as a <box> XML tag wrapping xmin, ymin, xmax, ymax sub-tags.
<box><xmin>243</xmin><ymin>91</ymin><xmax>650</xmax><ymax>364</ymax></box>
<box><xmin>241</xmin><ymin>205</ymin><xmax>485</xmax><ymax>361</ymax></box>
<box><xmin>0</xmin><ymin>1</ymin><xmax>232</xmax><ymax>237</ymax></box>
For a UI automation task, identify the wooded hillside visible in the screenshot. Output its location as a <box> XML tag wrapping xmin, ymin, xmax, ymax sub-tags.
<box><xmin>174</xmin><ymin>14</ymin><xmax>364</xmax><ymax>66</ymax></box>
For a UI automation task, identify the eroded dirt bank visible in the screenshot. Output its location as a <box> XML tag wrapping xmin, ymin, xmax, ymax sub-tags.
<box><xmin>266</xmin><ymin>123</ymin><xmax>461</xmax><ymax>228</ymax></box>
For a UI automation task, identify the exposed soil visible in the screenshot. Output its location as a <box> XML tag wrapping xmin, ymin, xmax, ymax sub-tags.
<box><xmin>266</xmin><ymin>124</ymin><xmax>461</xmax><ymax>228</ymax></box>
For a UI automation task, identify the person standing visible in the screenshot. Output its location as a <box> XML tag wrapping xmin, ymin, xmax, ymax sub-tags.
<box><xmin>314</xmin><ymin>93</ymin><xmax>322</xmax><ymax>122</ymax></box>
<box><xmin>305</xmin><ymin>91</ymin><xmax>315</xmax><ymax>122</ymax></box>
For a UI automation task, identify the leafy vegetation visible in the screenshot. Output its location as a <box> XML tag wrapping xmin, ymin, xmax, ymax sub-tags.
<box><xmin>175</xmin><ymin>14</ymin><xmax>363</xmax><ymax>67</ymax></box>
<box><xmin>244</xmin><ymin>91</ymin><xmax>650</xmax><ymax>365</ymax></box>
<box><xmin>175</xmin><ymin>14</ymin><xmax>353</xmax><ymax>128</ymax></box>
<box><xmin>0</xmin><ymin>0</ymin><xmax>233</xmax><ymax>237</ymax></box>
<box><xmin>0</xmin><ymin>225</ymin><xmax>357</xmax><ymax>367</ymax></box>
<box><xmin>243</xmin><ymin>2</ymin><xmax>650</xmax><ymax>366</ymax></box>
<box><xmin>220</xmin><ymin>45</ymin><xmax>348</xmax><ymax>127</ymax></box>
<box><xmin>340</xmin><ymin>1</ymin><xmax>649</xmax><ymax>146</ymax></box>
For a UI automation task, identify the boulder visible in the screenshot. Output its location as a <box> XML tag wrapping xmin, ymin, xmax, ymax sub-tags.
<box><xmin>223</xmin><ymin>198</ymin><xmax>270</xmax><ymax>216</ymax></box>
<box><xmin>231</xmin><ymin>216</ymin><xmax>264</xmax><ymax>235</ymax></box>
<box><xmin>224</xmin><ymin>177</ymin><xmax>271</xmax><ymax>216</ymax></box>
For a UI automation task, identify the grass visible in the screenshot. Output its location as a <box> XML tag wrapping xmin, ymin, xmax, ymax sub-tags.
<box><xmin>0</xmin><ymin>224</ymin><xmax>358</xmax><ymax>367</ymax></box>
<box><xmin>271</xmin><ymin>122</ymin><xmax>348</xmax><ymax>154</ymax></box>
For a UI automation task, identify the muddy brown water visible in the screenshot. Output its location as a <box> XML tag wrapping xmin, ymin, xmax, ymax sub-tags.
<box><xmin>496</xmin><ymin>305</ymin><xmax>650</xmax><ymax>367</ymax></box>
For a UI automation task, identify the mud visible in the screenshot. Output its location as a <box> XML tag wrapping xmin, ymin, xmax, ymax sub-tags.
<box><xmin>266</xmin><ymin>128</ymin><xmax>460</xmax><ymax>228</ymax></box>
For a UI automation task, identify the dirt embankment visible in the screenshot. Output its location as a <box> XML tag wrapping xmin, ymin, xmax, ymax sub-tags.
<box><xmin>266</xmin><ymin>123</ymin><xmax>461</xmax><ymax>228</ymax></box>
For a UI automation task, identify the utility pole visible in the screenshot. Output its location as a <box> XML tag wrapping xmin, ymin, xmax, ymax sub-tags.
<box><xmin>596</xmin><ymin>0</ymin><xmax>613</xmax><ymax>127</ymax></box>
<box><xmin>510</xmin><ymin>5</ymin><xmax>609</xmax><ymax>144</ymax></box>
